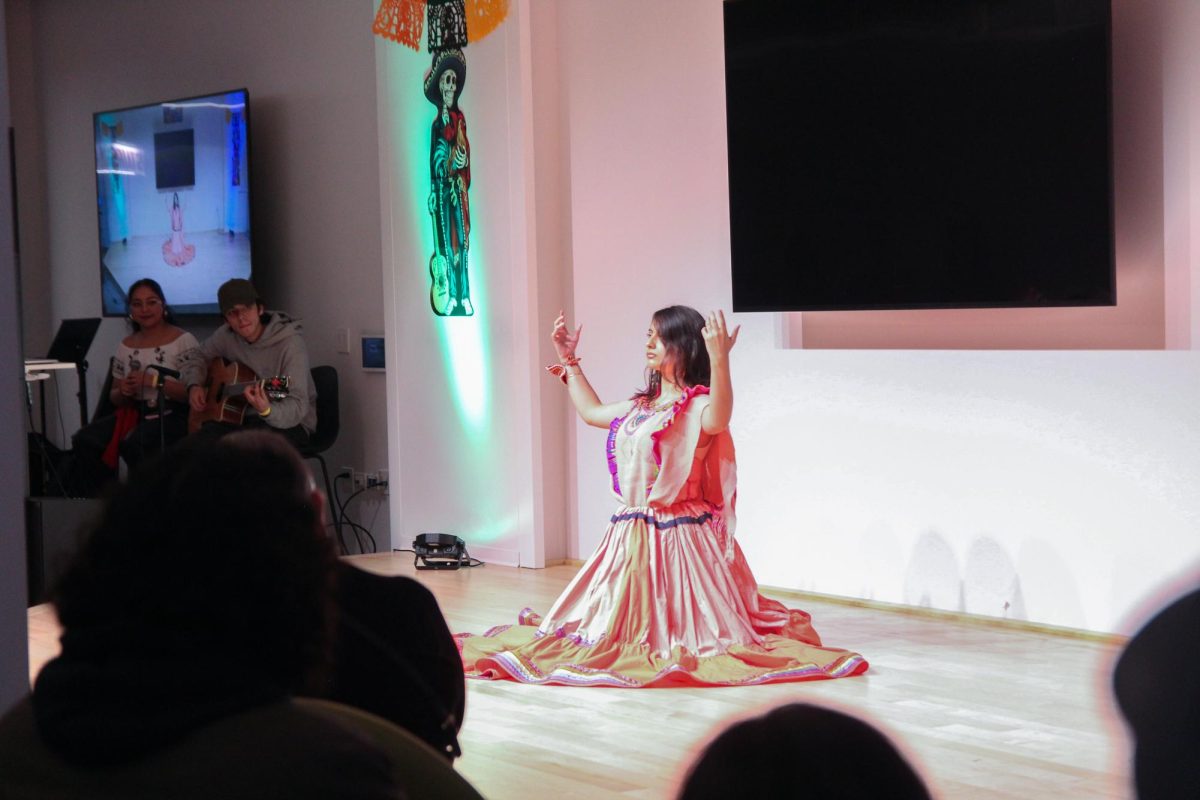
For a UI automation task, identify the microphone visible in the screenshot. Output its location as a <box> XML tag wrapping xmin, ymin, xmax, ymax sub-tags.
<box><xmin>142</xmin><ymin>364</ymin><xmax>178</xmax><ymax>411</ymax></box>
<box><xmin>127</xmin><ymin>358</ymin><xmax>142</xmax><ymax>397</ymax></box>
<box><xmin>143</xmin><ymin>364</ymin><xmax>181</xmax><ymax>379</ymax></box>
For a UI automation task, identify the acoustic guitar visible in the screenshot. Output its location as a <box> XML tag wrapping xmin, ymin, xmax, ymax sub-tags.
<box><xmin>188</xmin><ymin>357</ymin><xmax>290</xmax><ymax>434</ymax></box>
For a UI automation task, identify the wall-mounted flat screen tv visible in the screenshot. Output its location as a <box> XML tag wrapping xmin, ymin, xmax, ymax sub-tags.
<box><xmin>723</xmin><ymin>0</ymin><xmax>1114</xmax><ymax>312</ymax></box>
<box><xmin>94</xmin><ymin>88</ymin><xmax>252</xmax><ymax>316</ymax></box>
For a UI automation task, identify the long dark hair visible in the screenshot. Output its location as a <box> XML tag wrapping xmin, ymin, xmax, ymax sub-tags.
<box><xmin>678</xmin><ymin>703</ymin><xmax>932</xmax><ymax>800</ymax></box>
<box><xmin>126</xmin><ymin>277</ymin><xmax>175</xmax><ymax>332</ymax></box>
<box><xmin>632</xmin><ymin>305</ymin><xmax>710</xmax><ymax>403</ymax></box>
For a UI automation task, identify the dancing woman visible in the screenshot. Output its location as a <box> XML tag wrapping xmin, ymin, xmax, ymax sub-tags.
<box><xmin>457</xmin><ymin>306</ymin><xmax>867</xmax><ymax>687</ymax></box>
<box><xmin>162</xmin><ymin>191</ymin><xmax>196</xmax><ymax>267</ymax></box>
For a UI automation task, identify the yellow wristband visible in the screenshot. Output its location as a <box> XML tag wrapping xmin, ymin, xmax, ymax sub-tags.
<box><xmin>259</xmin><ymin>406</ymin><xmax>272</xmax><ymax>418</ymax></box>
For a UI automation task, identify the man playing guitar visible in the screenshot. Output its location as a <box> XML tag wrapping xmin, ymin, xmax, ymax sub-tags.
<box><xmin>179</xmin><ymin>279</ymin><xmax>316</xmax><ymax>448</ymax></box>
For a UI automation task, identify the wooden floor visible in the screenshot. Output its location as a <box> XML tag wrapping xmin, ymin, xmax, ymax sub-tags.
<box><xmin>27</xmin><ymin>554</ymin><xmax>1134</xmax><ymax>799</ymax></box>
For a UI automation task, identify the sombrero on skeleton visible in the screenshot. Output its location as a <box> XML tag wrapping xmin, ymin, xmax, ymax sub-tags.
<box><xmin>424</xmin><ymin>48</ymin><xmax>466</xmax><ymax>107</ymax></box>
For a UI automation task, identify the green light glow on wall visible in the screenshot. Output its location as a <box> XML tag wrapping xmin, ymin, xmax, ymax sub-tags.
<box><xmin>469</xmin><ymin>510</ymin><xmax>519</xmax><ymax>547</ymax></box>
<box><xmin>443</xmin><ymin>319</ymin><xmax>489</xmax><ymax>428</ymax></box>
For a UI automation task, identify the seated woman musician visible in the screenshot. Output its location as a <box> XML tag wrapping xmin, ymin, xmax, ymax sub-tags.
<box><xmin>68</xmin><ymin>279</ymin><xmax>198</xmax><ymax>493</ymax></box>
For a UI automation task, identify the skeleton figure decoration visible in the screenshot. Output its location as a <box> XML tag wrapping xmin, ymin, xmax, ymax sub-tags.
<box><xmin>425</xmin><ymin>48</ymin><xmax>472</xmax><ymax>316</ymax></box>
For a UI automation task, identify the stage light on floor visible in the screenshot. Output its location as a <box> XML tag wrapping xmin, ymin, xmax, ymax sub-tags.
<box><xmin>413</xmin><ymin>533</ymin><xmax>468</xmax><ymax>570</ymax></box>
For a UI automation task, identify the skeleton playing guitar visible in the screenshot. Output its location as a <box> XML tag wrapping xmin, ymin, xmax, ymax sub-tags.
<box><xmin>188</xmin><ymin>357</ymin><xmax>290</xmax><ymax>434</ymax></box>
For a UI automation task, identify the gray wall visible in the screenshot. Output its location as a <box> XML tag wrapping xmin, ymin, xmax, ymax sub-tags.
<box><xmin>0</xmin><ymin>0</ymin><xmax>31</xmax><ymax>712</ymax></box>
<box><xmin>7</xmin><ymin>0</ymin><xmax>392</xmax><ymax>548</ymax></box>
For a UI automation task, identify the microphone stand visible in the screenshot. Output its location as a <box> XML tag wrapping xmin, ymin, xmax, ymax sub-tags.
<box><xmin>74</xmin><ymin>358</ymin><xmax>90</xmax><ymax>427</ymax></box>
<box><xmin>144</xmin><ymin>365</ymin><xmax>181</xmax><ymax>461</ymax></box>
<box><xmin>155</xmin><ymin>373</ymin><xmax>168</xmax><ymax>455</ymax></box>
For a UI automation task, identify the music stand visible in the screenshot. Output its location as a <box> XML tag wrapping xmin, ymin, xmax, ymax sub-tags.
<box><xmin>46</xmin><ymin>318</ymin><xmax>101</xmax><ymax>426</ymax></box>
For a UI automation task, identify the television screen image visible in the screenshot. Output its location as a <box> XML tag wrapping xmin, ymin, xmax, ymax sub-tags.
<box><xmin>723</xmin><ymin>0</ymin><xmax>1114</xmax><ymax>312</ymax></box>
<box><xmin>94</xmin><ymin>88</ymin><xmax>252</xmax><ymax>316</ymax></box>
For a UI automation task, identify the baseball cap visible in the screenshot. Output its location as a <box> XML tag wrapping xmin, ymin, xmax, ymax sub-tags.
<box><xmin>217</xmin><ymin>279</ymin><xmax>260</xmax><ymax>315</ymax></box>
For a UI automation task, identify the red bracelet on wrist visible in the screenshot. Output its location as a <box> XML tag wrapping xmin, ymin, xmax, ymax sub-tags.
<box><xmin>546</xmin><ymin>354</ymin><xmax>581</xmax><ymax>385</ymax></box>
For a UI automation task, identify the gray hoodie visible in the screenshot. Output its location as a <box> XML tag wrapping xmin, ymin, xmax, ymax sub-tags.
<box><xmin>180</xmin><ymin>311</ymin><xmax>317</xmax><ymax>433</ymax></box>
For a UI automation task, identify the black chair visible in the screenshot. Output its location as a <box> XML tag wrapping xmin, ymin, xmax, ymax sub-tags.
<box><xmin>300</xmin><ymin>366</ymin><xmax>342</xmax><ymax>547</ymax></box>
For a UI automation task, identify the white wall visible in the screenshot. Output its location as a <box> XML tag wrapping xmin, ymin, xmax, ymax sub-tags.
<box><xmin>732</xmin><ymin>345</ymin><xmax>1200</xmax><ymax>631</ymax></box>
<box><xmin>1164</xmin><ymin>0</ymin><xmax>1200</xmax><ymax>349</ymax></box>
<box><xmin>528</xmin><ymin>1</ymin><xmax>572</xmax><ymax>564</ymax></box>
<box><xmin>10</xmin><ymin>0</ymin><xmax>393</xmax><ymax>549</ymax></box>
<box><xmin>552</xmin><ymin>0</ymin><xmax>1200</xmax><ymax>633</ymax></box>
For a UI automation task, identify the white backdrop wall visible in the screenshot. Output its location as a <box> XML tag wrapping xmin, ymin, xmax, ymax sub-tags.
<box><xmin>731</xmin><ymin>345</ymin><xmax>1200</xmax><ymax>632</ymax></box>
<box><xmin>555</xmin><ymin>0</ymin><xmax>1200</xmax><ymax>634</ymax></box>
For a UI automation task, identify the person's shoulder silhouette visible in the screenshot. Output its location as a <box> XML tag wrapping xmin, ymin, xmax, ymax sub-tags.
<box><xmin>1113</xmin><ymin>585</ymin><xmax>1200</xmax><ymax>800</ymax></box>
<box><xmin>321</xmin><ymin>561</ymin><xmax>466</xmax><ymax>760</ymax></box>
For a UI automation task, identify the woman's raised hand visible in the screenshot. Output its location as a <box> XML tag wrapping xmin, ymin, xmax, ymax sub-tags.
<box><xmin>551</xmin><ymin>310</ymin><xmax>582</xmax><ymax>362</ymax></box>
<box><xmin>701</xmin><ymin>310</ymin><xmax>740</xmax><ymax>362</ymax></box>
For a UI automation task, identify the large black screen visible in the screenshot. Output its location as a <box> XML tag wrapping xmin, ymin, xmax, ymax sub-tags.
<box><xmin>724</xmin><ymin>0</ymin><xmax>1114</xmax><ymax>312</ymax></box>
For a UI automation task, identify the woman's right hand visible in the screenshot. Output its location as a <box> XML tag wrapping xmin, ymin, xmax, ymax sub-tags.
<box><xmin>551</xmin><ymin>310</ymin><xmax>581</xmax><ymax>362</ymax></box>
<box><xmin>119</xmin><ymin>371</ymin><xmax>141</xmax><ymax>398</ymax></box>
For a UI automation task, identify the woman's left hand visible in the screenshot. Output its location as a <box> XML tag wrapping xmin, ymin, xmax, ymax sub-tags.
<box><xmin>701</xmin><ymin>310</ymin><xmax>740</xmax><ymax>362</ymax></box>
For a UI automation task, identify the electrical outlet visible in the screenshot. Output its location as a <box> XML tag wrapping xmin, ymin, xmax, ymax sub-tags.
<box><xmin>363</xmin><ymin>469</ymin><xmax>388</xmax><ymax>495</ymax></box>
<box><xmin>340</xmin><ymin>466</ymin><xmax>387</xmax><ymax>493</ymax></box>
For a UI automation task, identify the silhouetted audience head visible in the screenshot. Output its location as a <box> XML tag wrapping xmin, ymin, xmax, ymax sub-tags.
<box><xmin>34</xmin><ymin>430</ymin><xmax>336</xmax><ymax>765</ymax></box>
<box><xmin>677</xmin><ymin>702</ymin><xmax>932</xmax><ymax>800</ymax></box>
<box><xmin>1113</xmin><ymin>585</ymin><xmax>1200</xmax><ymax>800</ymax></box>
